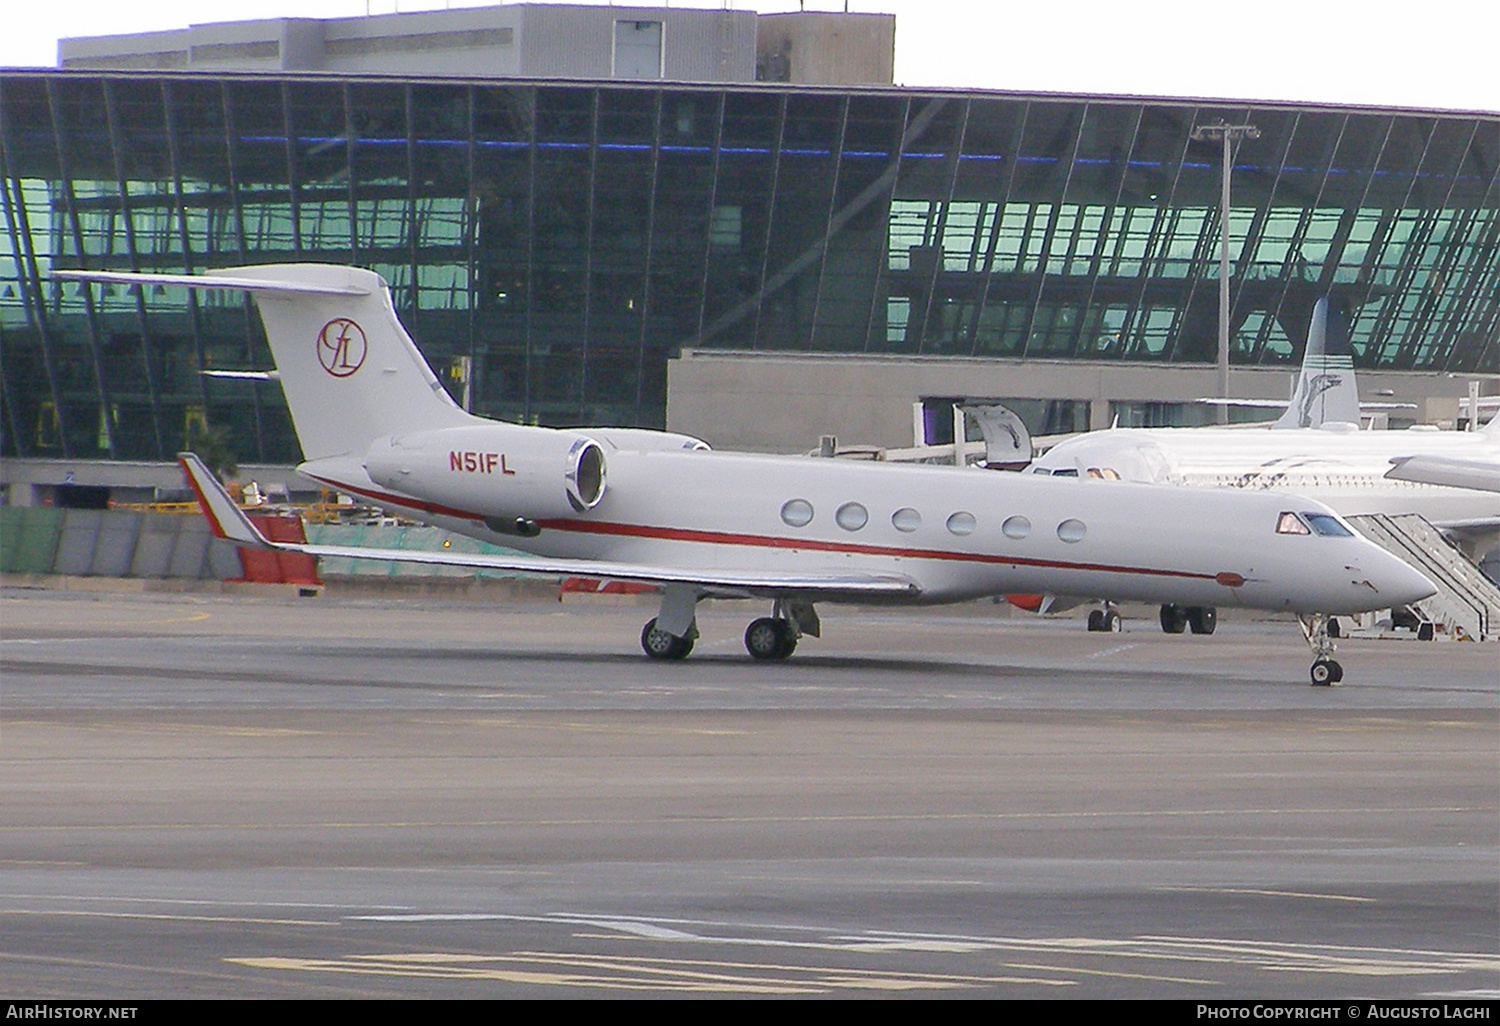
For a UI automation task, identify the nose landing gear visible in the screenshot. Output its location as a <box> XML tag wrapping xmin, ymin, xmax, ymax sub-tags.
<box><xmin>1299</xmin><ymin>614</ymin><xmax>1344</xmax><ymax>686</ymax></box>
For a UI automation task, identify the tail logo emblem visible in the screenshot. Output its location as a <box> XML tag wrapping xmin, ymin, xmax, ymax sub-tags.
<box><xmin>317</xmin><ymin>318</ymin><xmax>368</xmax><ymax>377</ymax></box>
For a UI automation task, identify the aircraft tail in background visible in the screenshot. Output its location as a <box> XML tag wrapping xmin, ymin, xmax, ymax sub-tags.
<box><xmin>1273</xmin><ymin>296</ymin><xmax>1362</xmax><ymax>430</ymax></box>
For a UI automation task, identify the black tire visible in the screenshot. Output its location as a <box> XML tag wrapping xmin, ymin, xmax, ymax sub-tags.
<box><xmin>776</xmin><ymin>623</ymin><xmax>799</xmax><ymax>659</ymax></box>
<box><xmin>1187</xmin><ymin>606</ymin><xmax>1217</xmax><ymax>635</ymax></box>
<box><xmin>1086</xmin><ymin>609</ymin><xmax>1104</xmax><ymax>632</ymax></box>
<box><xmin>1310</xmin><ymin>659</ymin><xmax>1336</xmax><ymax>686</ymax></box>
<box><xmin>1103</xmin><ymin>610</ymin><xmax>1122</xmax><ymax>633</ymax></box>
<box><xmin>642</xmin><ymin>618</ymin><xmax>693</xmax><ymax>660</ymax></box>
<box><xmin>746</xmin><ymin>617</ymin><xmax>797</xmax><ymax>660</ymax></box>
<box><xmin>1159</xmin><ymin>604</ymin><xmax>1188</xmax><ymax>633</ymax></box>
<box><xmin>745</xmin><ymin>617</ymin><xmax>784</xmax><ymax>660</ymax></box>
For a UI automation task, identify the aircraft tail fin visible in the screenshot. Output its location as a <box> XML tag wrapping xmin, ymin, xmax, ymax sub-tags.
<box><xmin>1274</xmin><ymin>296</ymin><xmax>1362</xmax><ymax>429</ymax></box>
<box><xmin>55</xmin><ymin>265</ymin><xmax>473</xmax><ymax>461</ymax></box>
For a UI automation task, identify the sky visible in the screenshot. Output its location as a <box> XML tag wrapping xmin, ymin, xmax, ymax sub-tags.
<box><xmin>1</xmin><ymin>0</ymin><xmax>1496</xmax><ymax>113</ymax></box>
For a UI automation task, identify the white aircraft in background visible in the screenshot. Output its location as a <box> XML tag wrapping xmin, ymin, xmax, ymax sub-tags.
<box><xmin>56</xmin><ymin>265</ymin><xmax>1435</xmax><ymax>684</ymax></box>
<box><xmin>1025</xmin><ymin>298</ymin><xmax>1498</xmax><ymax>635</ymax></box>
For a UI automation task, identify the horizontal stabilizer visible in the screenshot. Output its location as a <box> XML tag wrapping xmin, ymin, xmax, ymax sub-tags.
<box><xmin>201</xmin><ymin>369</ymin><xmax>280</xmax><ymax>381</ymax></box>
<box><xmin>179</xmin><ymin>452</ymin><xmax>277</xmax><ymax>546</ymax></box>
<box><xmin>53</xmin><ymin>268</ymin><xmax>370</xmax><ymax>296</ymax></box>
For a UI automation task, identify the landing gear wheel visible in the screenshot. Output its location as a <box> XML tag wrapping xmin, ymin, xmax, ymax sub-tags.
<box><xmin>641</xmin><ymin>618</ymin><xmax>694</xmax><ymax>661</ymax></box>
<box><xmin>745</xmin><ymin>617</ymin><xmax>796</xmax><ymax>660</ymax></box>
<box><xmin>1087</xmin><ymin>607</ymin><xmax>1122</xmax><ymax>633</ymax></box>
<box><xmin>1187</xmin><ymin>606</ymin><xmax>1217</xmax><ymax>635</ymax></box>
<box><xmin>1310</xmin><ymin>659</ymin><xmax>1343</xmax><ymax>686</ymax></box>
<box><xmin>1160</xmin><ymin>604</ymin><xmax>1188</xmax><ymax>634</ymax></box>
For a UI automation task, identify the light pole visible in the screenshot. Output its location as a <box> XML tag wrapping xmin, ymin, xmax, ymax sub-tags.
<box><xmin>1190</xmin><ymin>120</ymin><xmax>1259</xmax><ymax>424</ymax></box>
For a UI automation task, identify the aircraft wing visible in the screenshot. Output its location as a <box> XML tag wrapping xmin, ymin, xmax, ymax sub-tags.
<box><xmin>179</xmin><ymin>453</ymin><xmax>920</xmax><ymax>598</ymax></box>
<box><xmin>1386</xmin><ymin>454</ymin><xmax>1500</xmax><ymax>493</ymax></box>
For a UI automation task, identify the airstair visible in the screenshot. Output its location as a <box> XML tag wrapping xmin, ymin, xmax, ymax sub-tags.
<box><xmin>1346</xmin><ymin>513</ymin><xmax>1500</xmax><ymax>642</ymax></box>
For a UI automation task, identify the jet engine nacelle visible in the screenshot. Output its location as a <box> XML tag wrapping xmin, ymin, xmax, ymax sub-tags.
<box><xmin>364</xmin><ymin>424</ymin><xmax>606</xmax><ymax>534</ymax></box>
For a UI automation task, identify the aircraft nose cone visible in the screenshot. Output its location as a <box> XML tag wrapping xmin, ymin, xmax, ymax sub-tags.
<box><xmin>1358</xmin><ymin>552</ymin><xmax>1438</xmax><ymax>609</ymax></box>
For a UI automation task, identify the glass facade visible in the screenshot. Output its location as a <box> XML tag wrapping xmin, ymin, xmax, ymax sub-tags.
<box><xmin>2</xmin><ymin>71</ymin><xmax>1496</xmax><ymax>463</ymax></box>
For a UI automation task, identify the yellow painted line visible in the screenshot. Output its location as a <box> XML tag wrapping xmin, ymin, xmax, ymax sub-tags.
<box><xmin>0</xmin><ymin>611</ymin><xmax>215</xmax><ymax>630</ymax></box>
<box><xmin>230</xmin><ymin>950</ymin><xmax>1069</xmax><ymax>992</ymax></box>
<box><xmin>228</xmin><ymin>956</ymin><xmax>824</xmax><ymax>993</ymax></box>
<box><xmin>508</xmin><ymin>949</ymin><xmax>1053</xmax><ymax>987</ymax></box>
<box><xmin>413</xmin><ymin>950</ymin><xmax>971</xmax><ymax>991</ymax></box>
<box><xmin>1</xmin><ymin>908</ymin><xmax>334</xmax><ymax>927</ymax></box>
<box><xmin>1001</xmin><ymin>960</ymin><xmax>1218</xmax><ymax>986</ymax></box>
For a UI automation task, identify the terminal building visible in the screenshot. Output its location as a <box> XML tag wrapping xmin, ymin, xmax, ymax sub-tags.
<box><xmin>1</xmin><ymin>3</ymin><xmax>1496</xmax><ymax>501</ymax></box>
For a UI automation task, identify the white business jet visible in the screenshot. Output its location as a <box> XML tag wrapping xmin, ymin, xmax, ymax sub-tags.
<box><xmin>55</xmin><ymin>265</ymin><xmax>1435</xmax><ymax>683</ymax></box>
<box><xmin>1027</xmin><ymin>298</ymin><xmax>1498</xmax><ymax>636</ymax></box>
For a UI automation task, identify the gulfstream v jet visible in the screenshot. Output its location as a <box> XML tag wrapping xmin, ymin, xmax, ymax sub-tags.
<box><xmin>55</xmin><ymin>265</ymin><xmax>1435</xmax><ymax>684</ymax></box>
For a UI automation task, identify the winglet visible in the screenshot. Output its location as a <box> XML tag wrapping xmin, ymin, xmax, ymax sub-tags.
<box><xmin>177</xmin><ymin>452</ymin><xmax>274</xmax><ymax>548</ymax></box>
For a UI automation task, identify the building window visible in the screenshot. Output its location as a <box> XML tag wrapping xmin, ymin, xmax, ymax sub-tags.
<box><xmin>709</xmin><ymin>206</ymin><xmax>742</xmax><ymax>250</ymax></box>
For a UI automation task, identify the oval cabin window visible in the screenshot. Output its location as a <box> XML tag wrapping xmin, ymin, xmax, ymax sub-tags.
<box><xmin>780</xmin><ymin>499</ymin><xmax>814</xmax><ymax>528</ymax></box>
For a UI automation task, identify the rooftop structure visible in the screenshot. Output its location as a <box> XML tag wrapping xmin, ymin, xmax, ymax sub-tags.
<box><xmin>57</xmin><ymin>5</ymin><xmax>895</xmax><ymax>87</ymax></box>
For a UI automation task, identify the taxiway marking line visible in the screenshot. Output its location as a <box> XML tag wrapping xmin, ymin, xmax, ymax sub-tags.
<box><xmin>1157</xmin><ymin>886</ymin><xmax>1376</xmax><ymax>903</ymax></box>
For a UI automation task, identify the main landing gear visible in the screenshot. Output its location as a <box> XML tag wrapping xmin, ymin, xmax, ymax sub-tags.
<box><xmin>1159</xmin><ymin>604</ymin><xmax>1217</xmax><ymax>635</ymax></box>
<box><xmin>745</xmin><ymin>617</ymin><xmax>798</xmax><ymax>660</ymax></box>
<box><xmin>1299</xmin><ymin>613</ymin><xmax>1344</xmax><ymax>686</ymax></box>
<box><xmin>641</xmin><ymin>617</ymin><xmax>696</xmax><ymax>660</ymax></box>
<box><xmin>1086</xmin><ymin>603</ymin><xmax>1123</xmax><ymax>632</ymax></box>
<box><xmin>1087</xmin><ymin>603</ymin><xmax>1218</xmax><ymax>635</ymax></box>
<box><xmin>741</xmin><ymin>599</ymin><xmax>818</xmax><ymax>661</ymax></box>
<box><xmin>639</xmin><ymin>589</ymin><xmax>819</xmax><ymax>662</ymax></box>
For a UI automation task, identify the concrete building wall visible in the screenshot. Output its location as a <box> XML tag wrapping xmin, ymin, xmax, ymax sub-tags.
<box><xmin>755</xmin><ymin>12</ymin><xmax>895</xmax><ymax>85</ymax></box>
<box><xmin>319</xmin><ymin>9</ymin><xmax>525</xmax><ymax>78</ymax></box>
<box><xmin>58</xmin><ymin>4</ymin><xmax>761</xmax><ymax>82</ymax></box>
<box><xmin>517</xmin><ymin>6</ymin><xmax>755</xmax><ymax>82</ymax></box>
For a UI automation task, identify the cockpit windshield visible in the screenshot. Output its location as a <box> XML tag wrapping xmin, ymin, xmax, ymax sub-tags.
<box><xmin>1304</xmin><ymin>513</ymin><xmax>1354</xmax><ymax>537</ymax></box>
<box><xmin>1277</xmin><ymin>511</ymin><xmax>1354</xmax><ymax>537</ymax></box>
<box><xmin>1276</xmin><ymin>512</ymin><xmax>1310</xmax><ymax>535</ymax></box>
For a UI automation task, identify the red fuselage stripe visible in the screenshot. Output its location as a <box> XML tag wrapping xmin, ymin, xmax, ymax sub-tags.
<box><xmin>309</xmin><ymin>474</ymin><xmax>1220</xmax><ymax>583</ymax></box>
